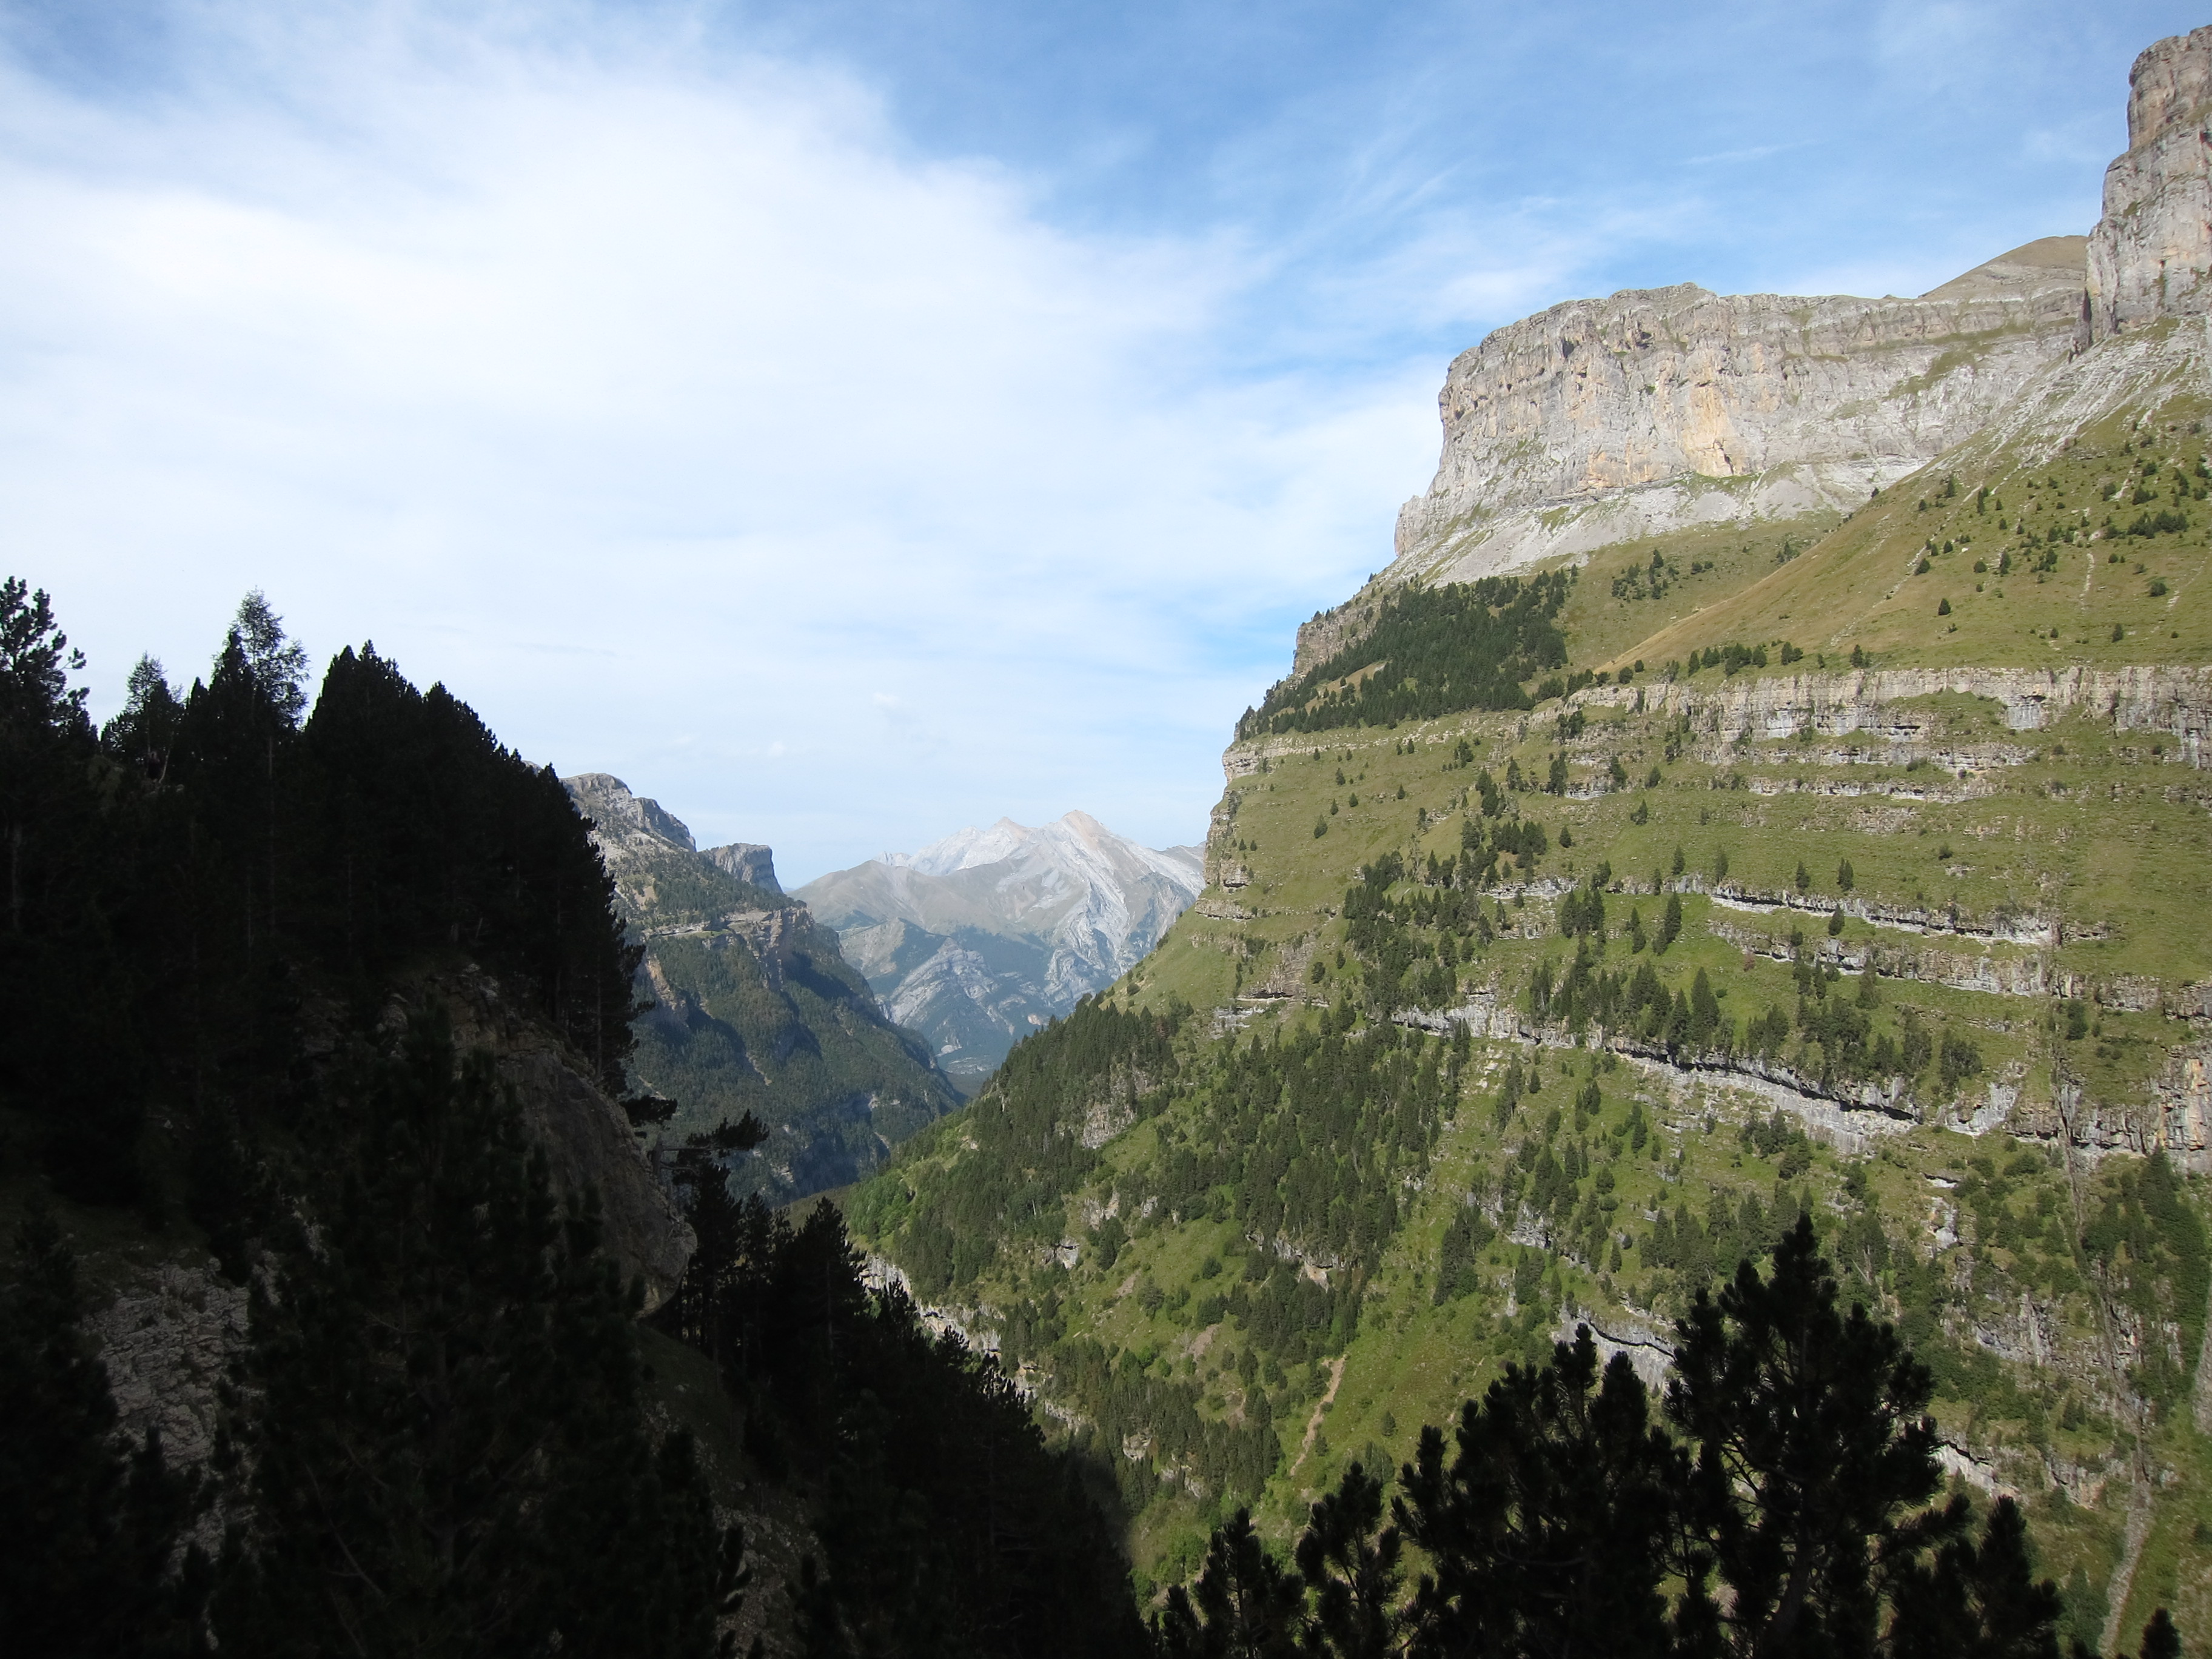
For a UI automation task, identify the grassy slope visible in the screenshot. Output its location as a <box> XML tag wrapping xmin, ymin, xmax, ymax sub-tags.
<box><xmin>853</xmin><ymin>381</ymin><xmax>2212</xmax><ymax>1638</ymax></box>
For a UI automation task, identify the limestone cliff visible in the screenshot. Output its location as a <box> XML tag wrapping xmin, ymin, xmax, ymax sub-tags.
<box><xmin>1381</xmin><ymin>22</ymin><xmax>2212</xmax><ymax>600</ymax></box>
<box><xmin>2085</xmin><ymin>26</ymin><xmax>2212</xmax><ymax>346</ymax></box>
<box><xmin>1389</xmin><ymin>251</ymin><xmax>2084</xmax><ymax>588</ymax></box>
<box><xmin>705</xmin><ymin>840</ymin><xmax>781</xmax><ymax>893</ymax></box>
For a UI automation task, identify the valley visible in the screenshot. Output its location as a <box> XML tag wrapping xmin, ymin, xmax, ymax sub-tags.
<box><xmin>845</xmin><ymin>29</ymin><xmax>2212</xmax><ymax>1651</ymax></box>
<box><xmin>8</xmin><ymin>19</ymin><xmax>2212</xmax><ymax>1657</ymax></box>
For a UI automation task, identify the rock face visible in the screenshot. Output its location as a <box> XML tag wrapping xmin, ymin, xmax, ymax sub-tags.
<box><xmin>1390</xmin><ymin>252</ymin><xmax>2085</xmax><ymax>585</ymax></box>
<box><xmin>563</xmin><ymin>774</ymin><xmax>959</xmax><ymax>1201</ymax></box>
<box><xmin>566</xmin><ymin>770</ymin><xmax>700</xmax><ymax>856</ymax></box>
<box><xmin>704</xmin><ymin>840</ymin><xmax>780</xmax><ymax>893</ymax></box>
<box><xmin>2085</xmin><ymin>26</ymin><xmax>2212</xmax><ymax>346</ymax></box>
<box><xmin>426</xmin><ymin>967</ymin><xmax>697</xmax><ymax>1309</ymax></box>
<box><xmin>797</xmin><ymin>813</ymin><xmax>1204</xmax><ymax>1088</ymax></box>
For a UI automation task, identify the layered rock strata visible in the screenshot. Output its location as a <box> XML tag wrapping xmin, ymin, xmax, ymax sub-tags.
<box><xmin>1390</xmin><ymin>257</ymin><xmax>2085</xmax><ymax>585</ymax></box>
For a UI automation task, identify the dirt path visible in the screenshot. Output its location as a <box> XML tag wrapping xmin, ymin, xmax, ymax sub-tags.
<box><xmin>2100</xmin><ymin>1488</ymin><xmax>2157</xmax><ymax>1657</ymax></box>
<box><xmin>1289</xmin><ymin>1355</ymin><xmax>1347</xmax><ymax>1476</ymax></box>
<box><xmin>2194</xmin><ymin>1274</ymin><xmax>2212</xmax><ymax>1435</ymax></box>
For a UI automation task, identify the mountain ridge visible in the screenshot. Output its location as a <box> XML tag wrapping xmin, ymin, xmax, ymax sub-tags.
<box><xmin>799</xmin><ymin>811</ymin><xmax>1204</xmax><ymax>1087</ymax></box>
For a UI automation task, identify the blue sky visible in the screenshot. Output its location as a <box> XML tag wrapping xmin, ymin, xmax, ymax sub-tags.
<box><xmin>1</xmin><ymin>0</ymin><xmax>2191</xmax><ymax>880</ymax></box>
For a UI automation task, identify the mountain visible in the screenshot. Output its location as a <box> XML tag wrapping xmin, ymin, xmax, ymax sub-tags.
<box><xmin>562</xmin><ymin>773</ymin><xmax>960</xmax><ymax>1201</ymax></box>
<box><xmin>850</xmin><ymin>27</ymin><xmax>2212</xmax><ymax>1645</ymax></box>
<box><xmin>796</xmin><ymin>811</ymin><xmax>1205</xmax><ymax>1088</ymax></box>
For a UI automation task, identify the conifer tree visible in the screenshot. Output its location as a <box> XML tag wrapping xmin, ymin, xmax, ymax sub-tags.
<box><xmin>99</xmin><ymin>654</ymin><xmax>184</xmax><ymax>778</ymax></box>
<box><xmin>213</xmin><ymin>1011</ymin><xmax>739</xmax><ymax>1658</ymax></box>
<box><xmin>1296</xmin><ymin>1462</ymin><xmax>1403</xmax><ymax>1659</ymax></box>
<box><xmin>1883</xmin><ymin>1493</ymin><xmax>2063</xmax><ymax>1659</ymax></box>
<box><xmin>1156</xmin><ymin>1509</ymin><xmax>1306</xmax><ymax>1659</ymax></box>
<box><xmin>1395</xmin><ymin>1329</ymin><xmax>1682</xmax><ymax>1659</ymax></box>
<box><xmin>0</xmin><ymin>1209</ymin><xmax>204</xmax><ymax>1657</ymax></box>
<box><xmin>1667</xmin><ymin>1215</ymin><xmax>1943</xmax><ymax>1657</ymax></box>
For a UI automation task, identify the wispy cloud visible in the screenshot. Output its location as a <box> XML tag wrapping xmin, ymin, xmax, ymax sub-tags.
<box><xmin>0</xmin><ymin>5</ymin><xmax>1435</xmax><ymax>879</ymax></box>
<box><xmin>1683</xmin><ymin>141</ymin><xmax>1814</xmax><ymax>167</ymax></box>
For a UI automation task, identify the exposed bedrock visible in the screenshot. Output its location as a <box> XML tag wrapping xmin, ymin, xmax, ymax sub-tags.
<box><xmin>2085</xmin><ymin>25</ymin><xmax>2212</xmax><ymax>346</ymax></box>
<box><xmin>1390</xmin><ymin>254</ymin><xmax>2085</xmax><ymax>585</ymax></box>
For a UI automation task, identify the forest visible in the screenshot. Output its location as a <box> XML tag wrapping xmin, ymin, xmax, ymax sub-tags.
<box><xmin>0</xmin><ymin>578</ymin><xmax>1138</xmax><ymax>1656</ymax></box>
<box><xmin>1238</xmin><ymin>572</ymin><xmax>1573</xmax><ymax>739</ymax></box>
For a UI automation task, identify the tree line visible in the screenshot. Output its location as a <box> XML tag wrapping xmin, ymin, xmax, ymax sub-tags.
<box><xmin>1</xmin><ymin>580</ymin><xmax>634</xmax><ymax>1227</ymax></box>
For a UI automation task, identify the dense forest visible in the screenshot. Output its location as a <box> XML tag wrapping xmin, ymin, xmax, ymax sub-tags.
<box><xmin>1238</xmin><ymin>573</ymin><xmax>1574</xmax><ymax>740</ymax></box>
<box><xmin>0</xmin><ymin>579</ymin><xmax>1138</xmax><ymax>1656</ymax></box>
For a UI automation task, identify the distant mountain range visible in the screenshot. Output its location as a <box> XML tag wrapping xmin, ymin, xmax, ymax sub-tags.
<box><xmin>562</xmin><ymin>773</ymin><xmax>959</xmax><ymax>1201</ymax></box>
<box><xmin>796</xmin><ymin>811</ymin><xmax>1204</xmax><ymax>1087</ymax></box>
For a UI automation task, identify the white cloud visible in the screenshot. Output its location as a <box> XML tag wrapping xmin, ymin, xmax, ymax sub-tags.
<box><xmin>0</xmin><ymin>7</ymin><xmax>1438</xmax><ymax>880</ymax></box>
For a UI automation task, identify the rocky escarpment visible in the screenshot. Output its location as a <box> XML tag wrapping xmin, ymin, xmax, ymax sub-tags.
<box><xmin>704</xmin><ymin>840</ymin><xmax>780</xmax><ymax>893</ymax></box>
<box><xmin>2085</xmin><ymin>25</ymin><xmax>2212</xmax><ymax>346</ymax></box>
<box><xmin>1389</xmin><ymin>251</ymin><xmax>2085</xmax><ymax>586</ymax></box>
<box><xmin>1225</xmin><ymin>663</ymin><xmax>2212</xmax><ymax>776</ymax></box>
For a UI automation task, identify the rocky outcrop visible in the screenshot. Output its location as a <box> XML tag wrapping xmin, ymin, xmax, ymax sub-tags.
<box><xmin>703</xmin><ymin>840</ymin><xmax>780</xmax><ymax>893</ymax></box>
<box><xmin>425</xmin><ymin>967</ymin><xmax>696</xmax><ymax>1310</ymax></box>
<box><xmin>1389</xmin><ymin>249</ymin><xmax>2084</xmax><ymax>585</ymax></box>
<box><xmin>84</xmin><ymin>1259</ymin><xmax>249</xmax><ymax>1476</ymax></box>
<box><xmin>1586</xmin><ymin>663</ymin><xmax>2212</xmax><ymax>762</ymax></box>
<box><xmin>2085</xmin><ymin>27</ymin><xmax>2212</xmax><ymax>346</ymax></box>
<box><xmin>1221</xmin><ymin>663</ymin><xmax>2212</xmax><ymax>784</ymax></box>
<box><xmin>566</xmin><ymin>771</ymin><xmax>700</xmax><ymax>855</ymax></box>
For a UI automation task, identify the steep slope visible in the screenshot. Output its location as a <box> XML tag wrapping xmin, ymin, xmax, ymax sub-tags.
<box><xmin>850</xmin><ymin>30</ymin><xmax>2212</xmax><ymax>1641</ymax></box>
<box><xmin>564</xmin><ymin>774</ymin><xmax>960</xmax><ymax>1201</ymax></box>
<box><xmin>797</xmin><ymin>811</ymin><xmax>1204</xmax><ymax>1088</ymax></box>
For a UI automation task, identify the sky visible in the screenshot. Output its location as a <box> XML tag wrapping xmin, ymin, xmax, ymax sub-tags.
<box><xmin>1</xmin><ymin>0</ymin><xmax>2194</xmax><ymax>882</ymax></box>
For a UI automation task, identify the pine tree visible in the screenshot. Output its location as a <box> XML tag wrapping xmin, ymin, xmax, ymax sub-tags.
<box><xmin>213</xmin><ymin>1010</ymin><xmax>739</xmax><ymax>1657</ymax></box>
<box><xmin>1396</xmin><ymin>1329</ymin><xmax>1681</xmax><ymax>1659</ymax></box>
<box><xmin>0</xmin><ymin>577</ymin><xmax>150</xmax><ymax>1200</ymax></box>
<box><xmin>1667</xmin><ymin>1215</ymin><xmax>1943</xmax><ymax>1656</ymax></box>
<box><xmin>99</xmin><ymin>655</ymin><xmax>185</xmax><ymax>777</ymax></box>
<box><xmin>1691</xmin><ymin>968</ymin><xmax>1720</xmax><ymax>1045</ymax></box>
<box><xmin>1156</xmin><ymin>1509</ymin><xmax>1306</xmax><ymax>1659</ymax></box>
<box><xmin>1885</xmin><ymin>1493</ymin><xmax>2063</xmax><ymax>1659</ymax></box>
<box><xmin>0</xmin><ymin>1208</ymin><xmax>204</xmax><ymax>1657</ymax></box>
<box><xmin>1296</xmin><ymin>1463</ymin><xmax>1403</xmax><ymax>1659</ymax></box>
